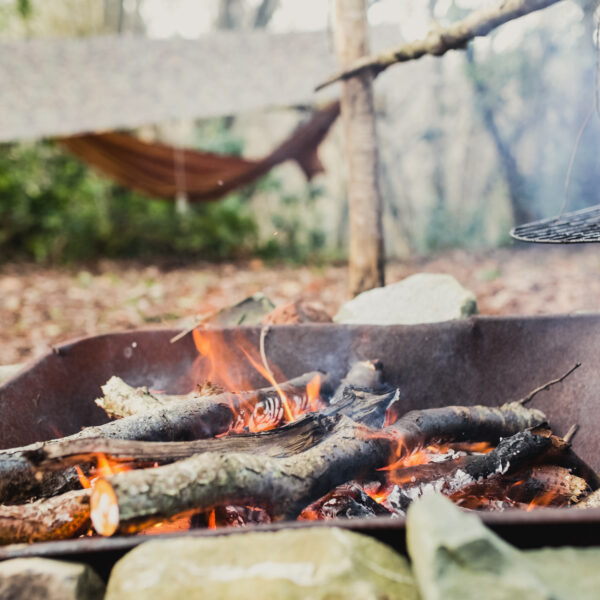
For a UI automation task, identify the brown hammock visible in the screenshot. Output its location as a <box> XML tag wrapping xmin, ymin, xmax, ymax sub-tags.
<box><xmin>60</xmin><ymin>101</ymin><xmax>340</xmax><ymax>202</ymax></box>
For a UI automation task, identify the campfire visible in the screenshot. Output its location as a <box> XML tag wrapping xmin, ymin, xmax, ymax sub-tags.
<box><xmin>0</xmin><ymin>326</ymin><xmax>597</xmax><ymax>546</ymax></box>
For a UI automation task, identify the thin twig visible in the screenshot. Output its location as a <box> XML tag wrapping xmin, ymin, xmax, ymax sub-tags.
<box><xmin>169</xmin><ymin>312</ymin><xmax>213</xmax><ymax>344</ymax></box>
<box><xmin>517</xmin><ymin>362</ymin><xmax>581</xmax><ymax>406</ymax></box>
<box><xmin>563</xmin><ymin>424</ymin><xmax>579</xmax><ymax>445</ymax></box>
<box><xmin>259</xmin><ymin>325</ymin><xmax>273</xmax><ymax>380</ymax></box>
<box><xmin>316</xmin><ymin>0</ymin><xmax>563</xmax><ymax>91</ymax></box>
<box><xmin>258</xmin><ymin>324</ymin><xmax>293</xmax><ymax>418</ymax></box>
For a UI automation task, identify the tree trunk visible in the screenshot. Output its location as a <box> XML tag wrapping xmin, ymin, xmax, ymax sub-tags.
<box><xmin>334</xmin><ymin>0</ymin><xmax>385</xmax><ymax>296</ymax></box>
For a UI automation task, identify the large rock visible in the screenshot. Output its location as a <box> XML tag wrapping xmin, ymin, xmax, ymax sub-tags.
<box><xmin>334</xmin><ymin>273</ymin><xmax>477</xmax><ymax>325</ymax></box>
<box><xmin>406</xmin><ymin>494</ymin><xmax>553</xmax><ymax>600</ymax></box>
<box><xmin>106</xmin><ymin>527</ymin><xmax>418</xmax><ymax>600</ymax></box>
<box><xmin>526</xmin><ymin>547</ymin><xmax>600</xmax><ymax>600</ymax></box>
<box><xmin>407</xmin><ymin>494</ymin><xmax>600</xmax><ymax>600</ymax></box>
<box><xmin>0</xmin><ymin>558</ymin><xmax>105</xmax><ymax>600</ymax></box>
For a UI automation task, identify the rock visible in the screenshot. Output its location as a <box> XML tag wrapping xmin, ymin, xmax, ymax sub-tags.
<box><xmin>334</xmin><ymin>273</ymin><xmax>477</xmax><ymax>325</ymax></box>
<box><xmin>526</xmin><ymin>547</ymin><xmax>600</xmax><ymax>600</ymax></box>
<box><xmin>207</xmin><ymin>293</ymin><xmax>275</xmax><ymax>327</ymax></box>
<box><xmin>106</xmin><ymin>527</ymin><xmax>418</xmax><ymax>600</ymax></box>
<box><xmin>262</xmin><ymin>300</ymin><xmax>333</xmax><ymax>325</ymax></box>
<box><xmin>0</xmin><ymin>363</ymin><xmax>24</xmax><ymax>385</ymax></box>
<box><xmin>406</xmin><ymin>494</ymin><xmax>553</xmax><ymax>600</ymax></box>
<box><xmin>0</xmin><ymin>558</ymin><xmax>105</xmax><ymax>600</ymax></box>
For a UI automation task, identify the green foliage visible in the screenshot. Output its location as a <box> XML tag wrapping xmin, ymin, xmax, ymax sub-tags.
<box><xmin>254</xmin><ymin>174</ymin><xmax>327</xmax><ymax>263</ymax></box>
<box><xmin>0</xmin><ymin>141</ymin><xmax>259</xmax><ymax>263</ymax></box>
<box><xmin>15</xmin><ymin>0</ymin><xmax>32</xmax><ymax>20</ymax></box>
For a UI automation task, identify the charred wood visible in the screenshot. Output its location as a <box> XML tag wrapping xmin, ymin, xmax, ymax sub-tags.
<box><xmin>383</xmin><ymin>429</ymin><xmax>555</xmax><ymax>514</ymax></box>
<box><xmin>89</xmin><ymin>399</ymin><xmax>547</xmax><ymax>535</ymax></box>
<box><xmin>452</xmin><ymin>464</ymin><xmax>590</xmax><ymax>509</ymax></box>
<box><xmin>300</xmin><ymin>482</ymin><xmax>394</xmax><ymax>520</ymax></box>
<box><xmin>28</xmin><ymin>410</ymin><xmax>341</xmax><ymax>469</ymax></box>
<box><xmin>0</xmin><ymin>372</ymin><xmax>328</xmax><ymax>504</ymax></box>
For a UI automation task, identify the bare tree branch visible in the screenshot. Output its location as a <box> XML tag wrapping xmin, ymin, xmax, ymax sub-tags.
<box><xmin>316</xmin><ymin>0</ymin><xmax>564</xmax><ymax>91</ymax></box>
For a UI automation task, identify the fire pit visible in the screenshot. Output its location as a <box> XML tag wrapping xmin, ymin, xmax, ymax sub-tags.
<box><xmin>1</xmin><ymin>315</ymin><xmax>600</xmax><ymax>575</ymax></box>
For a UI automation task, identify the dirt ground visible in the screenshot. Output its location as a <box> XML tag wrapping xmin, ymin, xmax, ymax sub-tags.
<box><xmin>2</xmin><ymin>245</ymin><xmax>600</xmax><ymax>366</ymax></box>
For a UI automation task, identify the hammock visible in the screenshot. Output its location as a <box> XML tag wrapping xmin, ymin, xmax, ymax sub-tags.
<box><xmin>60</xmin><ymin>101</ymin><xmax>340</xmax><ymax>202</ymax></box>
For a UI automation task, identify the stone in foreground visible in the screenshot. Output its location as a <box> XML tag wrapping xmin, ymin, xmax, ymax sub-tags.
<box><xmin>0</xmin><ymin>558</ymin><xmax>105</xmax><ymax>600</ymax></box>
<box><xmin>407</xmin><ymin>493</ymin><xmax>600</xmax><ymax>600</ymax></box>
<box><xmin>334</xmin><ymin>273</ymin><xmax>477</xmax><ymax>325</ymax></box>
<box><xmin>106</xmin><ymin>527</ymin><xmax>418</xmax><ymax>600</ymax></box>
<box><xmin>407</xmin><ymin>494</ymin><xmax>553</xmax><ymax>600</ymax></box>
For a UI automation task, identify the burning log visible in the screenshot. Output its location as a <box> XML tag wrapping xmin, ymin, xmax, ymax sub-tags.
<box><xmin>452</xmin><ymin>465</ymin><xmax>590</xmax><ymax>510</ymax></box>
<box><xmin>0</xmin><ymin>489</ymin><xmax>90</xmax><ymax>544</ymax></box>
<box><xmin>0</xmin><ymin>371</ymin><xmax>328</xmax><ymax>504</ymax></box>
<box><xmin>213</xmin><ymin>505</ymin><xmax>271</xmax><ymax>527</ymax></box>
<box><xmin>383</xmin><ymin>429</ymin><xmax>556</xmax><ymax>514</ymax></box>
<box><xmin>28</xmin><ymin>409</ymin><xmax>341</xmax><ymax>469</ymax></box>
<box><xmin>300</xmin><ymin>482</ymin><xmax>394</xmax><ymax>520</ymax></box>
<box><xmin>95</xmin><ymin>376</ymin><xmax>226</xmax><ymax>419</ymax></box>
<box><xmin>89</xmin><ymin>396</ymin><xmax>547</xmax><ymax>536</ymax></box>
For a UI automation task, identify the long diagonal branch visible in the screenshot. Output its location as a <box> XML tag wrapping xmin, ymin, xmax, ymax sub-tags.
<box><xmin>316</xmin><ymin>0</ymin><xmax>563</xmax><ymax>91</ymax></box>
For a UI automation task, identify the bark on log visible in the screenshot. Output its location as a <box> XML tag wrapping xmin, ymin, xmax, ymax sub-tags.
<box><xmin>90</xmin><ymin>399</ymin><xmax>547</xmax><ymax>535</ymax></box>
<box><xmin>96</xmin><ymin>376</ymin><xmax>225</xmax><ymax>419</ymax></box>
<box><xmin>28</xmin><ymin>410</ymin><xmax>341</xmax><ymax>469</ymax></box>
<box><xmin>0</xmin><ymin>489</ymin><xmax>90</xmax><ymax>544</ymax></box>
<box><xmin>0</xmin><ymin>372</ymin><xmax>328</xmax><ymax>504</ymax></box>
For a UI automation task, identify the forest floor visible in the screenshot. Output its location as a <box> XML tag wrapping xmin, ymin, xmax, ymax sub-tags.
<box><xmin>2</xmin><ymin>245</ymin><xmax>600</xmax><ymax>365</ymax></box>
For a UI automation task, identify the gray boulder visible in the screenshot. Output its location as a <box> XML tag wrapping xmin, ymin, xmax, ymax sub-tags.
<box><xmin>0</xmin><ymin>558</ymin><xmax>105</xmax><ymax>600</ymax></box>
<box><xmin>407</xmin><ymin>493</ymin><xmax>600</xmax><ymax>600</ymax></box>
<box><xmin>106</xmin><ymin>527</ymin><xmax>418</xmax><ymax>600</ymax></box>
<box><xmin>407</xmin><ymin>494</ymin><xmax>553</xmax><ymax>600</ymax></box>
<box><xmin>334</xmin><ymin>273</ymin><xmax>477</xmax><ymax>325</ymax></box>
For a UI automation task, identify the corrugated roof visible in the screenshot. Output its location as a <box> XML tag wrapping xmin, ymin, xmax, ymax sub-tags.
<box><xmin>0</xmin><ymin>29</ymin><xmax>399</xmax><ymax>143</ymax></box>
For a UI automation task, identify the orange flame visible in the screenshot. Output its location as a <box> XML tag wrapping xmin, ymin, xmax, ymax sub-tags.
<box><xmin>306</xmin><ymin>373</ymin><xmax>322</xmax><ymax>412</ymax></box>
<box><xmin>239</xmin><ymin>347</ymin><xmax>294</xmax><ymax>423</ymax></box>
<box><xmin>75</xmin><ymin>465</ymin><xmax>91</xmax><ymax>489</ymax></box>
<box><xmin>526</xmin><ymin>490</ymin><xmax>559</xmax><ymax>511</ymax></box>
<box><xmin>75</xmin><ymin>454</ymin><xmax>133</xmax><ymax>490</ymax></box>
<box><xmin>191</xmin><ymin>328</ymin><xmax>324</xmax><ymax>433</ymax></box>
<box><xmin>208</xmin><ymin>509</ymin><xmax>216</xmax><ymax>529</ymax></box>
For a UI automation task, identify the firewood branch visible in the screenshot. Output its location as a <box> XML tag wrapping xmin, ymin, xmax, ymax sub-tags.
<box><xmin>315</xmin><ymin>0</ymin><xmax>564</xmax><ymax>91</ymax></box>
<box><xmin>90</xmin><ymin>398</ymin><xmax>547</xmax><ymax>535</ymax></box>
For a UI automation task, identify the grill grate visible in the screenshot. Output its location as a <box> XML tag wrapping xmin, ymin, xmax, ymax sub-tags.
<box><xmin>510</xmin><ymin>204</ymin><xmax>600</xmax><ymax>243</ymax></box>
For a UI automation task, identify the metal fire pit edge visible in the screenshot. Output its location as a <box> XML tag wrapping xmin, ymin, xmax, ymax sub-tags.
<box><xmin>2</xmin><ymin>315</ymin><xmax>600</xmax><ymax>571</ymax></box>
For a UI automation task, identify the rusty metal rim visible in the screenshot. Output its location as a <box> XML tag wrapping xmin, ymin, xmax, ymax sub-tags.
<box><xmin>3</xmin><ymin>311</ymin><xmax>600</xmax><ymax>389</ymax></box>
<box><xmin>2</xmin><ymin>505</ymin><xmax>600</xmax><ymax>561</ymax></box>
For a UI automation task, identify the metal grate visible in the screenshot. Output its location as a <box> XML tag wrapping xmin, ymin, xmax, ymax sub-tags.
<box><xmin>510</xmin><ymin>204</ymin><xmax>600</xmax><ymax>243</ymax></box>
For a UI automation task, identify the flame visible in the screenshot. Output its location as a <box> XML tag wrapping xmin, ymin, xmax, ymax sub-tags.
<box><xmin>192</xmin><ymin>328</ymin><xmax>324</xmax><ymax>432</ymax></box>
<box><xmin>239</xmin><ymin>347</ymin><xmax>294</xmax><ymax>422</ymax></box>
<box><xmin>75</xmin><ymin>454</ymin><xmax>133</xmax><ymax>490</ymax></box>
<box><xmin>75</xmin><ymin>465</ymin><xmax>91</xmax><ymax>489</ymax></box>
<box><xmin>525</xmin><ymin>489</ymin><xmax>560</xmax><ymax>511</ymax></box>
<box><xmin>208</xmin><ymin>509</ymin><xmax>216</xmax><ymax>529</ymax></box>
<box><xmin>306</xmin><ymin>373</ymin><xmax>322</xmax><ymax>412</ymax></box>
